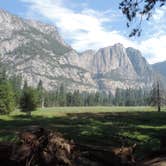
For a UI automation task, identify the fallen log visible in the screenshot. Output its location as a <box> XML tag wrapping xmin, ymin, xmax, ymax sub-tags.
<box><xmin>136</xmin><ymin>149</ymin><xmax>166</xmax><ymax>166</ymax></box>
<box><xmin>0</xmin><ymin>126</ymin><xmax>137</xmax><ymax>166</ymax></box>
<box><xmin>76</xmin><ymin>143</ymin><xmax>136</xmax><ymax>166</ymax></box>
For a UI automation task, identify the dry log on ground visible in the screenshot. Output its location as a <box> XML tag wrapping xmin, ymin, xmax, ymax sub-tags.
<box><xmin>136</xmin><ymin>149</ymin><xmax>166</xmax><ymax>166</ymax></box>
<box><xmin>77</xmin><ymin>143</ymin><xmax>136</xmax><ymax>166</ymax></box>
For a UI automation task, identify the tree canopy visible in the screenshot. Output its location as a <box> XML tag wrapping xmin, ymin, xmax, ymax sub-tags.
<box><xmin>119</xmin><ymin>0</ymin><xmax>166</xmax><ymax>37</ymax></box>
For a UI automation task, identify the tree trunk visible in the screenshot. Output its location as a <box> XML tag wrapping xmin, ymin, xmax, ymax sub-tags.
<box><xmin>41</xmin><ymin>97</ymin><xmax>45</xmax><ymax>108</ymax></box>
<box><xmin>157</xmin><ymin>81</ymin><xmax>161</xmax><ymax>112</ymax></box>
<box><xmin>27</xmin><ymin>111</ymin><xmax>31</xmax><ymax>116</ymax></box>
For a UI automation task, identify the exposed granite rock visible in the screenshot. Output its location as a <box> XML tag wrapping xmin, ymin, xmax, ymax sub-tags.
<box><xmin>0</xmin><ymin>9</ymin><xmax>162</xmax><ymax>94</ymax></box>
<box><xmin>0</xmin><ymin>9</ymin><xmax>97</xmax><ymax>92</ymax></box>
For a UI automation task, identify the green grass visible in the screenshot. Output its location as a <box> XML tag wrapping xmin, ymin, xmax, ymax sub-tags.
<box><xmin>0</xmin><ymin>106</ymin><xmax>166</xmax><ymax>157</ymax></box>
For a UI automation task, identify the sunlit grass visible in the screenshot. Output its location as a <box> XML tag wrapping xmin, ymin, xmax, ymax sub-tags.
<box><xmin>0</xmin><ymin>106</ymin><xmax>166</xmax><ymax>156</ymax></box>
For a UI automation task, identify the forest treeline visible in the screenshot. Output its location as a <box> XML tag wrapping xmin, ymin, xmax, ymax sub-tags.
<box><xmin>0</xmin><ymin>67</ymin><xmax>159</xmax><ymax>114</ymax></box>
<box><xmin>44</xmin><ymin>85</ymin><xmax>150</xmax><ymax>107</ymax></box>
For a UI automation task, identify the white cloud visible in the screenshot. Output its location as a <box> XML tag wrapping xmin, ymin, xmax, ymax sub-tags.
<box><xmin>20</xmin><ymin>0</ymin><xmax>166</xmax><ymax>64</ymax></box>
<box><xmin>20</xmin><ymin>0</ymin><xmax>134</xmax><ymax>49</ymax></box>
<box><xmin>139</xmin><ymin>6</ymin><xmax>166</xmax><ymax>64</ymax></box>
<box><xmin>139</xmin><ymin>35</ymin><xmax>166</xmax><ymax>64</ymax></box>
<box><xmin>153</xmin><ymin>6</ymin><xmax>166</xmax><ymax>21</ymax></box>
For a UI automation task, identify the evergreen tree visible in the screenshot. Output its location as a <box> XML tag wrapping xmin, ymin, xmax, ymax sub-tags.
<box><xmin>102</xmin><ymin>92</ymin><xmax>109</xmax><ymax>105</ymax></box>
<box><xmin>86</xmin><ymin>93</ymin><xmax>95</xmax><ymax>106</ymax></box>
<box><xmin>66</xmin><ymin>92</ymin><xmax>73</xmax><ymax>106</ymax></box>
<box><xmin>108</xmin><ymin>92</ymin><xmax>113</xmax><ymax>106</ymax></box>
<box><xmin>58</xmin><ymin>84</ymin><xmax>66</xmax><ymax>106</ymax></box>
<box><xmin>0</xmin><ymin>65</ymin><xmax>7</xmax><ymax>83</ymax></box>
<box><xmin>114</xmin><ymin>89</ymin><xmax>125</xmax><ymax>106</ymax></box>
<box><xmin>20</xmin><ymin>87</ymin><xmax>38</xmax><ymax>116</ymax></box>
<box><xmin>23</xmin><ymin>80</ymin><xmax>28</xmax><ymax>90</ymax></box>
<box><xmin>0</xmin><ymin>81</ymin><xmax>15</xmax><ymax>114</ymax></box>
<box><xmin>73</xmin><ymin>90</ymin><xmax>82</xmax><ymax>106</ymax></box>
<box><xmin>94</xmin><ymin>92</ymin><xmax>100</xmax><ymax>105</ymax></box>
<box><xmin>37</xmin><ymin>80</ymin><xmax>45</xmax><ymax>108</ymax></box>
<box><xmin>9</xmin><ymin>75</ymin><xmax>22</xmax><ymax>107</ymax></box>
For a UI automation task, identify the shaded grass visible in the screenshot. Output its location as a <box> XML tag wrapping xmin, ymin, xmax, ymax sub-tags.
<box><xmin>0</xmin><ymin>106</ymin><xmax>166</xmax><ymax>157</ymax></box>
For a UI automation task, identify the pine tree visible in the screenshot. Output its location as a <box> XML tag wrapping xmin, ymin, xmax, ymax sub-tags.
<box><xmin>9</xmin><ymin>75</ymin><xmax>22</xmax><ymax>107</ymax></box>
<box><xmin>20</xmin><ymin>87</ymin><xmax>38</xmax><ymax>116</ymax></box>
<box><xmin>0</xmin><ymin>81</ymin><xmax>15</xmax><ymax>114</ymax></box>
<box><xmin>73</xmin><ymin>90</ymin><xmax>82</xmax><ymax>106</ymax></box>
<box><xmin>58</xmin><ymin>84</ymin><xmax>66</xmax><ymax>106</ymax></box>
<box><xmin>66</xmin><ymin>92</ymin><xmax>73</xmax><ymax>106</ymax></box>
<box><xmin>37</xmin><ymin>80</ymin><xmax>45</xmax><ymax>108</ymax></box>
<box><xmin>94</xmin><ymin>92</ymin><xmax>100</xmax><ymax>105</ymax></box>
<box><xmin>87</xmin><ymin>93</ymin><xmax>95</xmax><ymax>106</ymax></box>
<box><xmin>0</xmin><ymin>65</ymin><xmax>7</xmax><ymax>83</ymax></box>
<box><xmin>115</xmin><ymin>89</ymin><xmax>125</xmax><ymax>106</ymax></box>
<box><xmin>23</xmin><ymin>80</ymin><xmax>28</xmax><ymax>90</ymax></box>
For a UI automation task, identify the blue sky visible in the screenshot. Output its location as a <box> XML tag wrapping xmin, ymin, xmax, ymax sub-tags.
<box><xmin>0</xmin><ymin>0</ymin><xmax>166</xmax><ymax>64</ymax></box>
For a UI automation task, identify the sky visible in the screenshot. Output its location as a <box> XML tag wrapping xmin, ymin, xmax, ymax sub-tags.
<box><xmin>0</xmin><ymin>0</ymin><xmax>166</xmax><ymax>64</ymax></box>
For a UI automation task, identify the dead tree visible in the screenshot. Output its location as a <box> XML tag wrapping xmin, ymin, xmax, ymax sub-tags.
<box><xmin>157</xmin><ymin>81</ymin><xmax>161</xmax><ymax>112</ymax></box>
<box><xmin>150</xmin><ymin>81</ymin><xmax>163</xmax><ymax>112</ymax></box>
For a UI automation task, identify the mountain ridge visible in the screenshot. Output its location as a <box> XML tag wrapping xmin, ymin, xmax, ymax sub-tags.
<box><xmin>152</xmin><ymin>61</ymin><xmax>166</xmax><ymax>78</ymax></box>
<box><xmin>0</xmin><ymin>9</ymin><xmax>98</xmax><ymax>92</ymax></box>
<box><xmin>0</xmin><ymin>9</ymin><xmax>163</xmax><ymax>94</ymax></box>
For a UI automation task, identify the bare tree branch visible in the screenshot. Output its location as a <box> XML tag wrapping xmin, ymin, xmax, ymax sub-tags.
<box><xmin>119</xmin><ymin>0</ymin><xmax>166</xmax><ymax>37</ymax></box>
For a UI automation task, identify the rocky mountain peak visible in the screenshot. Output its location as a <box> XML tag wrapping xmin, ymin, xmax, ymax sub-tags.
<box><xmin>0</xmin><ymin>9</ymin><xmax>27</xmax><ymax>31</ymax></box>
<box><xmin>25</xmin><ymin>20</ymin><xmax>68</xmax><ymax>47</ymax></box>
<box><xmin>80</xmin><ymin>49</ymin><xmax>95</xmax><ymax>56</ymax></box>
<box><xmin>0</xmin><ymin>9</ymin><xmax>161</xmax><ymax>94</ymax></box>
<box><xmin>92</xmin><ymin>43</ymin><xmax>135</xmax><ymax>74</ymax></box>
<box><xmin>72</xmin><ymin>43</ymin><xmax>156</xmax><ymax>93</ymax></box>
<box><xmin>0</xmin><ymin>9</ymin><xmax>68</xmax><ymax>47</ymax></box>
<box><xmin>0</xmin><ymin>9</ymin><xmax>13</xmax><ymax>20</ymax></box>
<box><xmin>0</xmin><ymin>9</ymin><xmax>97</xmax><ymax>92</ymax></box>
<box><xmin>112</xmin><ymin>43</ymin><xmax>124</xmax><ymax>48</ymax></box>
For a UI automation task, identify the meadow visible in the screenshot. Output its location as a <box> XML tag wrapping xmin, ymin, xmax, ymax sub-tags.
<box><xmin>0</xmin><ymin>106</ymin><xmax>166</xmax><ymax>157</ymax></box>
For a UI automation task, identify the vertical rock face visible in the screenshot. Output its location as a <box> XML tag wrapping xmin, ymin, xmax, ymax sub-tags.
<box><xmin>73</xmin><ymin>44</ymin><xmax>155</xmax><ymax>94</ymax></box>
<box><xmin>92</xmin><ymin>44</ymin><xmax>137</xmax><ymax>78</ymax></box>
<box><xmin>0</xmin><ymin>9</ymin><xmax>97</xmax><ymax>92</ymax></box>
<box><xmin>0</xmin><ymin>9</ymin><xmax>161</xmax><ymax>94</ymax></box>
<box><xmin>126</xmin><ymin>47</ymin><xmax>154</xmax><ymax>83</ymax></box>
<box><xmin>69</xmin><ymin>50</ymin><xmax>96</xmax><ymax>71</ymax></box>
